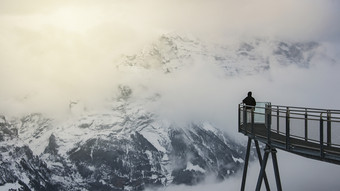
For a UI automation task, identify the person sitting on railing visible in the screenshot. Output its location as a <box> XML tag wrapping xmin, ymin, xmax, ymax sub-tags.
<box><xmin>243</xmin><ymin>91</ymin><xmax>256</xmax><ymax>123</ymax></box>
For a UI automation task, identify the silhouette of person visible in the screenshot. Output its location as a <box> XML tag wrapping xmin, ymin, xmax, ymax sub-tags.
<box><xmin>243</xmin><ymin>91</ymin><xmax>256</xmax><ymax>109</ymax></box>
<box><xmin>242</xmin><ymin>91</ymin><xmax>256</xmax><ymax>123</ymax></box>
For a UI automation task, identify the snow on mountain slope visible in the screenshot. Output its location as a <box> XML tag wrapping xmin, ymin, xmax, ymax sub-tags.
<box><xmin>0</xmin><ymin>117</ymin><xmax>59</xmax><ymax>190</ymax></box>
<box><xmin>119</xmin><ymin>33</ymin><xmax>324</xmax><ymax>76</ymax></box>
<box><xmin>2</xmin><ymin>96</ymin><xmax>246</xmax><ymax>190</ymax></box>
<box><xmin>0</xmin><ymin>33</ymin><xmax>332</xmax><ymax>191</ymax></box>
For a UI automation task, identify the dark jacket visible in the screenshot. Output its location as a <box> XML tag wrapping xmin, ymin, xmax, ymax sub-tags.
<box><xmin>243</xmin><ymin>96</ymin><xmax>256</xmax><ymax>109</ymax></box>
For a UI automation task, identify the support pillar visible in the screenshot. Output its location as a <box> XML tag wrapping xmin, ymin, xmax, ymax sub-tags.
<box><xmin>255</xmin><ymin>145</ymin><xmax>282</xmax><ymax>191</ymax></box>
<box><xmin>255</xmin><ymin>141</ymin><xmax>270</xmax><ymax>190</ymax></box>
<box><xmin>241</xmin><ymin>137</ymin><xmax>252</xmax><ymax>191</ymax></box>
<box><xmin>241</xmin><ymin>138</ymin><xmax>271</xmax><ymax>191</ymax></box>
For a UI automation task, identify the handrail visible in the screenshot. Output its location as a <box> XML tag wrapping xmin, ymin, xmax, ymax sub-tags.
<box><xmin>239</xmin><ymin>102</ymin><xmax>340</xmax><ymax>165</ymax></box>
<box><xmin>271</xmin><ymin>104</ymin><xmax>340</xmax><ymax>113</ymax></box>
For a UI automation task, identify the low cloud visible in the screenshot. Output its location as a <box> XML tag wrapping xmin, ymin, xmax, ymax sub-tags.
<box><xmin>0</xmin><ymin>0</ymin><xmax>339</xmax><ymax>116</ymax></box>
<box><xmin>146</xmin><ymin>150</ymin><xmax>340</xmax><ymax>191</ymax></box>
<box><xmin>1</xmin><ymin>0</ymin><xmax>340</xmax><ymax>190</ymax></box>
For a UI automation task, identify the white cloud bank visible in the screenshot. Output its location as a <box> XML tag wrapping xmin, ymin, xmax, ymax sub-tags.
<box><xmin>0</xmin><ymin>0</ymin><xmax>339</xmax><ymax>117</ymax></box>
<box><xmin>146</xmin><ymin>150</ymin><xmax>340</xmax><ymax>191</ymax></box>
<box><xmin>1</xmin><ymin>0</ymin><xmax>340</xmax><ymax>190</ymax></box>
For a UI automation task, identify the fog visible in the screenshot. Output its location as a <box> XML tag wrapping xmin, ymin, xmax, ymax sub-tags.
<box><xmin>1</xmin><ymin>0</ymin><xmax>340</xmax><ymax>116</ymax></box>
<box><xmin>1</xmin><ymin>0</ymin><xmax>340</xmax><ymax>190</ymax></box>
<box><xmin>147</xmin><ymin>151</ymin><xmax>340</xmax><ymax>191</ymax></box>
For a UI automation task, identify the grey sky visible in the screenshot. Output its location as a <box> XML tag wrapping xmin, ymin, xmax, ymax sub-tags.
<box><xmin>1</xmin><ymin>0</ymin><xmax>340</xmax><ymax>190</ymax></box>
<box><xmin>1</xmin><ymin>0</ymin><xmax>340</xmax><ymax>115</ymax></box>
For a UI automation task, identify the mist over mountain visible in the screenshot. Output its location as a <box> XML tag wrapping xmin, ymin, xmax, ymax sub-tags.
<box><xmin>1</xmin><ymin>32</ymin><xmax>340</xmax><ymax>190</ymax></box>
<box><xmin>119</xmin><ymin>33</ymin><xmax>326</xmax><ymax>74</ymax></box>
<box><xmin>1</xmin><ymin>0</ymin><xmax>340</xmax><ymax>190</ymax></box>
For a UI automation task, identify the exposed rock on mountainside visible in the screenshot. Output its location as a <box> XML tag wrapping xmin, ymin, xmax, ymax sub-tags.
<box><xmin>1</xmin><ymin>101</ymin><xmax>246</xmax><ymax>190</ymax></box>
<box><xmin>0</xmin><ymin>33</ymin><xmax>329</xmax><ymax>190</ymax></box>
<box><xmin>120</xmin><ymin>34</ymin><xmax>320</xmax><ymax>75</ymax></box>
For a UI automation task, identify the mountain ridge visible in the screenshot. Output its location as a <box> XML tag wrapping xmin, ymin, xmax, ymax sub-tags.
<box><xmin>0</xmin><ymin>33</ymin><xmax>333</xmax><ymax>190</ymax></box>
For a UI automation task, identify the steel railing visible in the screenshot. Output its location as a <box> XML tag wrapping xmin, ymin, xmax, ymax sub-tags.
<box><xmin>238</xmin><ymin>102</ymin><xmax>340</xmax><ymax>163</ymax></box>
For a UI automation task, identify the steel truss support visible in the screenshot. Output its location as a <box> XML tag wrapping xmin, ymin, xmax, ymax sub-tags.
<box><xmin>241</xmin><ymin>137</ymin><xmax>270</xmax><ymax>191</ymax></box>
<box><xmin>255</xmin><ymin>145</ymin><xmax>282</xmax><ymax>191</ymax></box>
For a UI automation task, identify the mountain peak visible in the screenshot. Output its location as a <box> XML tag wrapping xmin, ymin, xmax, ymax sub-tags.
<box><xmin>119</xmin><ymin>33</ymin><xmax>322</xmax><ymax>77</ymax></box>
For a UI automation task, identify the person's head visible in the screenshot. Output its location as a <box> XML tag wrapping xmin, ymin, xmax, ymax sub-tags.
<box><xmin>248</xmin><ymin>91</ymin><xmax>252</xmax><ymax>97</ymax></box>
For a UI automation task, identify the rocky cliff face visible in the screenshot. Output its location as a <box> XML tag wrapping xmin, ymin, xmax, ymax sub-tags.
<box><xmin>0</xmin><ymin>117</ymin><xmax>60</xmax><ymax>190</ymax></box>
<box><xmin>0</xmin><ymin>34</ymin><xmax>328</xmax><ymax>190</ymax></box>
<box><xmin>119</xmin><ymin>34</ymin><xmax>322</xmax><ymax>75</ymax></box>
<box><xmin>0</xmin><ymin>99</ymin><xmax>246</xmax><ymax>191</ymax></box>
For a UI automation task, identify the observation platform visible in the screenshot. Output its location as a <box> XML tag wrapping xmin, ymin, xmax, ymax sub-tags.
<box><xmin>238</xmin><ymin>102</ymin><xmax>340</xmax><ymax>191</ymax></box>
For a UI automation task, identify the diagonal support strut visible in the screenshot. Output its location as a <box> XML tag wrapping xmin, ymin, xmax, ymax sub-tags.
<box><xmin>255</xmin><ymin>145</ymin><xmax>282</xmax><ymax>191</ymax></box>
<box><xmin>241</xmin><ymin>138</ymin><xmax>271</xmax><ymax>191</ymax></box>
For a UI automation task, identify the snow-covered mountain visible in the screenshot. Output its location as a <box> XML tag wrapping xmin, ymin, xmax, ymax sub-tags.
<box><xmin>0</xmin><ymin>117</ymin><xmax>58</xmax><ymax>190</ymax></box>
<box><xmin>0</xmin><ymin>33</ymin><xmax>331</xmax><ymax>190</ymax></box>
<box><xmin>119</xmin><ymin>34</ymin><xmax>323</xmax><ymax>75</ymax></box>
<box><xmin>1</xmin><ymin>96</ymin><xmax>246</xmax><ymax>190</ymax></box>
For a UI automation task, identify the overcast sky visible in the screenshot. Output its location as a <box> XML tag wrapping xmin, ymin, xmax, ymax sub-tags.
<box><xmin>1</xmin><ymin>0</ymin><xmax>340</xmax><ymax>190</ymax></box>
<box><xmin>0</xmin><ymin>0</ymin><xmax>339</xmax><ymax>115</ymax></box>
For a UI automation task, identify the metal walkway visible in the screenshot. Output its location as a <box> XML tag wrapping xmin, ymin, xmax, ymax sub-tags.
<box><xmin>238</xmin><ymin>103</ymin><xmax>340</xmax><ymax>191</ymax></box>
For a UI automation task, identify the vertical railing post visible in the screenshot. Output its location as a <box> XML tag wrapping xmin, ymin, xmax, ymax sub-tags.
<box><xmin>266</xmin><ymin>104</ymin><xmax>272</xmax><ymax>144</ymax></box>
<box><xmin>320</xmin><ymin>115</ymin><xmax>324</xmax><ymax>158</ymax></box>
<box><xmin>286</xmin><ymin>107</ymin><xmax>290</xmax><ymax>150</ymax></box>
<box><xmin>305</xmin><ymin>109</ymin><xmax>308</xmax><ymax>141</ymax></box>
<box><xmin>277</xmin><ymin>106</ymin><xmax>280</xmax><ymax>134</ymax></box>
<box><xmin>243</xmin><ymin>105</ymin><xmax>247</xmax><ymax>134</ymax></box>
<box><xmin>251</xmin><ymin>107</ymin><xmax>255</xmax><ymax>135</ymax></box>
<box><xmin>238</xmin><ymin>104</ymin><xmax>241</xmax><ymax>133</ymax></box>
<box><xmin>327</xmin><ymin>111</ymin><xmax>332</xmax><ymax>147</ymax></box>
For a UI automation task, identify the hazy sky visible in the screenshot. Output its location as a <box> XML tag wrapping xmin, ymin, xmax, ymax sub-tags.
<box><xmin>1</xmin><ymin>0</ymin><xmax>340</xmax><ymax>190</ymax></box>
<box><xmin>1</xmin><ymin>0</ymin><xmax>340</xmax><ymax>116</ymax></box>
<box><xmin>0</xmin><ymin>0</ymin><xmax>339</xmax><ymax>116</ymax></box>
